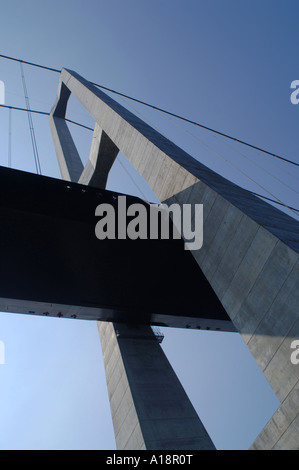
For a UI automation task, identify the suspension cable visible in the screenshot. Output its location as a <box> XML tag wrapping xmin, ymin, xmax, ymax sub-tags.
<box><xmin>252</xmin><ymin>193</ymin><xmax>299</xmax><ymax>213</ymax></box>
<box><xmin>0</xmin><ymin>53</ymin><xmax>298</xmax><ymax>168</ymax></box>
<box><xmin>20</xmin><ymin>62</ymin><xmax>42</xmax><ymax>174</ymax></box>
<box><xmin>161</xmin><ymin>111</ymin><xmax>299</xmax><ymax>217</ymax></box>
<box><xmin>0</xmin><ymin>53</ymin><xmax>60</xmax><ymax>73</ymax></box>
<box><xmin>0</xmin><ymin>103</ymin><xmax>298</xmax><ymax>214</ymax></box>
<box><xmin>0</xmin><ymin>104</ymin><xmax>93</xmax><ymax>130</ymax></box>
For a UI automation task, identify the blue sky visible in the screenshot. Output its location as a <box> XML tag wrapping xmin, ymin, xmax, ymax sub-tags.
<box><xmin>0</xmin><ymin>0</ymin><xmax>298</xmax><ymax>450</ymax></box>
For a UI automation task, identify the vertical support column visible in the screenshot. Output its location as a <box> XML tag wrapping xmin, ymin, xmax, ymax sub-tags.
<box><xmin>98</xmin><ymin>322</ymin><xmax>216</xmax><ymax>450</ymax></box>
<box><xmin>49</xmin><ymin>80</ymin><xmax>83</xmax><ymax>182</ymax></box>
<box><xmin>79</xmin><ymin>123</ymin><xmax>119</xmax><ymax>188</ymax></box>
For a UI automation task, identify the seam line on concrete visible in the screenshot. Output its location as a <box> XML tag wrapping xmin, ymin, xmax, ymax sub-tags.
<box><xmin>104</xmin><ymin>343</ymin><xmax>127</xmax><ymax>390</ymax></box>
<box><xmin>102</xmin><ymin>337</ymin><xmax>121</xmax><ymax>366</ymax></box>
<box><xmin>250</xmin><ymin>328</ymin><xmax>295</xmax><ymax>375</ymax></box>
<box><xmin>272</xmin><ymin>396</ymin><xmax>299</xmax><ymax>450</ymax></box>
<box><xmin>199</xmin><ymin>196</ymin><xmax>231</xmax><ymax>268</ymax></box>
<box><xmin>280</xmin><ymin>379</ymin><xmax>299</xmax><ymax>406</ymax></box>
<box><xmin>247</xmin><ymin>267</ymin><xmax>299</xmax><ymax>371</ymax></box>
<box><xmin>124</xmin><ymin>420</ymin><xmax>145</xmax><ymax>450</ymax></box>
<box><xmin>159</xmin><ymin>161</ymin><xmax>181</xmax><ymax>201</ymax></box>
<box><xmin>262</xmin><ymin>320</ymin><xmax>298</xmax><ymax>377</ymax></box>
<box><xmin>106</xmin><ymin>352</ymin><xmax>126</xmax><ymax>392</ymax></box>
<box><xmin>194</xmin><ymin>193</ymin><xmax>231</xmax><ymax>273</ymax></box>
<box><xmin>216</xmin><ymin>213</ymin><xmax>259</xmax><ymax>302</ymax></box>
<box><xmin>115</xmin><ymin>399</ymin><xmax>135</xmax><ymax>445</ymax></box>
<box><xmin>110</xmin><ymin>380</ymin><xmax>130</xmax><ymax>420</ymax></box>
<box><xmin>232</xmin><ymin>237</ymin><xmax>279</xmax><ymax>326</ymax></box>
<box><xmin>116</xmin><ymin>403</ymin><xmax>144</xmax><ymax>450</ymax></box>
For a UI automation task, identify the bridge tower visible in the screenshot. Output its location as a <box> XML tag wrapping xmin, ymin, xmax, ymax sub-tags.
<box><xmin>49</xmin><ymin>69</ymin><xmax>298</xmax><ymax>450</ymax></box>
<box><xmin>0</xmin><ymin>67</ymin><xmax>297</xmax><ymax>450</ymax></box>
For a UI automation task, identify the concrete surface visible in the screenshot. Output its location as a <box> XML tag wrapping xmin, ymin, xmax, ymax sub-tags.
<box><xmin>98</xmin><ymin>322</ymin><xmax>215</xmax><ymax>450</ymax></box>
<box><xmin>49</xmin><ymin>68</ymin><xmax>299</xmax><ymax>450</ymax></box>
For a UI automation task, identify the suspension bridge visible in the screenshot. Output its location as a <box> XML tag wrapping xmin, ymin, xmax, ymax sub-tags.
<box><xmin>0</xmin><ymin>54</ymin><xmax>298</xmax><ymax>450</ymax></box>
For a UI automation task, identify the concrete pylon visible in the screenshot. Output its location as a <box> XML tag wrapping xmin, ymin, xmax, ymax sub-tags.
<box><xmin>98</xmin><ymin>323</ymin><xmax>215</xmax><ymax>449</ymax></box>
<box><xmin>49</xmin><ymin>68</ymin><xmax>299</xmax><ymax>450</ymax></box>
<box><xmin>49</xmin><ymin>70</ymin><xmax>216</xmax><ymax>450</ymax></box>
